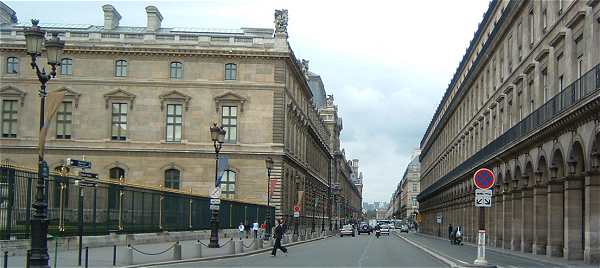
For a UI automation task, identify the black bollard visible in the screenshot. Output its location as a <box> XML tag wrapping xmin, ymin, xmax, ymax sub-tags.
<box><xmin>4</xmin><ymin>251</ymin><xmax>7</xmax><ymax>268</ymax></box>
<box><xmin>112</xmin><ymin>245</ymin><xmax>117</xmax><ymax>266</ymax></box>
<box><xmin>85</xmin><ymin>247</ymin><xmax>89</xmax><ymax>268</ymax></box>
<box><xmin>25</xmin><ymin>250</ymin><xmax>30</xmax><ymax>268</ymax></box>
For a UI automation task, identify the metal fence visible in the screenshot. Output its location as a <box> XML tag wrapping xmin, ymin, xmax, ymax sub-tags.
<box><xmin>419</xmin><ymin>62</ymin><xmax>600</xmax><ymax>201</ymax></box>
<box><xmin>0</xmin><ymin>163</ymin><xmax>274</xmax><ymax>239</ymax></box>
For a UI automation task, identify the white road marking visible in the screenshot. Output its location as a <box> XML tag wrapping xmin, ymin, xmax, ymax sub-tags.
<box><xmin>357</xmin><ymin>235</ymin><xmax>373</xmax><ymax>268</ymax></box>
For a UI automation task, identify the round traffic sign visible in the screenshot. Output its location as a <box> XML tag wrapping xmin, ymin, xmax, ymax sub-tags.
<box><xmin>293</xmin><ymin>205</ymin><xmax>300</xmax><ymax>213</ymax></box>
<box><xmin>473</xmin><ymin>168</ymin><xmax>495</xmax><ymax>189</ymax></box>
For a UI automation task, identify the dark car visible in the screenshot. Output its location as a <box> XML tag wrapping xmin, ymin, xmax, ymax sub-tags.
<box><xmin>358</xmin><ymin>222</ymin><xmax>372</xmax><ymax>235</ymax></box>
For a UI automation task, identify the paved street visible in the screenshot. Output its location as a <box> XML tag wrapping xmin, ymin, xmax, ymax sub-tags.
<box><xmin>170</xmin><ymin>232</ymin><xmax>444</xmax><ymax>267</ymax></box>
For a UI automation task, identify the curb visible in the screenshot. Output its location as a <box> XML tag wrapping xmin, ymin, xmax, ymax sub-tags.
<box><xmin>392</xmin><ymin>232</ymin><xmax>496</xmax><ymax>268</ymax></box>
<box><xmin>121</xmin><ymin>235</ymin><xmax>333</xmax><ymax>267</ymax></box>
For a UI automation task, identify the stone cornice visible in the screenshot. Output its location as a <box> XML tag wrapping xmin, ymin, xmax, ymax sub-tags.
<box><xmin>534</xmin><ymin>48</ymin><xmax>549</xmax><ymax>61</ymax></box>
<box><xmin>566</xmin><ymin>10</ymin><xmax>586</xmax><ymax>29</ymax></box>
<box><xmin>549</xmin><ymin>31</ymin><xmax>566</xmax><ymax>47</ymax></box>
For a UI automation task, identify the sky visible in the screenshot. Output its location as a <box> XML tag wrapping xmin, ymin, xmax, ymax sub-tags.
<box><xmin>6</xmin><ymin>0</ymin><xmax>491</xmax><ymax>203</ymax></box>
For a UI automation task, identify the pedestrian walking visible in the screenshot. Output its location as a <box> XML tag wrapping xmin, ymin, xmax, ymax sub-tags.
<box><xmin>238</xmin><ymin>222</ymin><xmax>245</xmax><ymax>240</ymax></box>
<box><xmin>253</xmin><ymin>221</ymin><xmax>259</xmax><ymax>239</ymax></box>
<box><xmin>448</xmin><ymin>224</ymin><xmax>453</xmax><ymax>241</ymax></box>
<box><xmin>271</xmin><ymin>219</ymin><xmax>288</xmax><ymax>257</ymax></box>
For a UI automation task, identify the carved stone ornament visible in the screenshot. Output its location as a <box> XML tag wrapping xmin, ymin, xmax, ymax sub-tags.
<box><xmin>54</xmin><ymin>87</ymin><xmax>81</xmax><ymax>108</ymax></box>
<box><xmin>301</xmin><ymin>59</ymin><xmax>309</xmax><ymax>75</ymax></box>
<box><xmin>159</xmin><ymin>90</ymin><xmax>192</xmax><ymax>111</ymax></box>
<box><xmin>274</xmin><ymin>9</ymin><xmax>288</xmax><ymax>34</ymax></box>
<box><xmin>214</xmin><ymin>91</ymin><xmax>247</xmax><ymax>112</ymax></box>
<box><xmin>326</xmin><ymin>94</ymin><xmax>334</xmax><ymax>107</ymax></box>
<box><xmin>104</xmin><ymin>89</ymin><xmax>136</xmax><ymax>109</ymax></box>
<box><xmin>0</xmin><ymin>86</ymin><xmax>26</xmax><ymax>106</ymax></box>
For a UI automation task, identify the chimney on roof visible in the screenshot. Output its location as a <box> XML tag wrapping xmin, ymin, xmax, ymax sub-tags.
<box><xmin>102</xmin><ymin>4</ymin><xmax>121</xmax><ymax>30</ymax></box>
<box><xmin>145</xmin><ymin>6</ymin><xmax>163</xmax><ymax>32</ymax></box>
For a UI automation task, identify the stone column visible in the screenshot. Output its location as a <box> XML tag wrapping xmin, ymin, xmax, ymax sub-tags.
<box><xmin>547</xmin><ymin>179</ymin><xmax>564</xmax><ymax>257</ymax></box>
<box><xmin>503</xmin><ymin>187</ymin><xmax>513</xmax><ymax>250</ymax></box>
<box><xmin>511</xmin><ymin>184</ymin><xmax>522</xmax><ymax>251</ymax></box>
<box><xmin>584</xmin><ymin>169</ymin><xmax>600</xmax><ymax>264</ymax></box>
<box><xmin>563</xmin><ymin>175</ymin><xmax>584</xmax><ymax>260</ymax></box>
<box><xmin>533</xmin><ymin>182</ymin><xmax>548</xmax><ymax>255</ymax></box>
<box><xmin>521</xmin><ymin>185</ymin><xmax>533</xmax><ymax>253</ymax></box>
<box><xmin>496</xmin><ymin>191</ymin><xmax>504</xmax><ymax>248</ymax></box>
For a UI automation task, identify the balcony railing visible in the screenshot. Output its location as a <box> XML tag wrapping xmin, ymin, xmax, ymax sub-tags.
<box><xmin>418</xmin><ymin>62</ymin><xmax>600</xmax><ymax>201</ymax></box>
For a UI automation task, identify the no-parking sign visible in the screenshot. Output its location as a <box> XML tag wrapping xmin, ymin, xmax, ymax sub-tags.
<box><xmin>473</xmin><ymin>168</ymin><xmax>495</xmax><ymax>190</ymax></box>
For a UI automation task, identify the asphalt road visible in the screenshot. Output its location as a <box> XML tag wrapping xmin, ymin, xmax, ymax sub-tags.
<box><xmin>169</xmin><ymin>232</ymin><xmax>446</xmax><ymax>267</ymax></box>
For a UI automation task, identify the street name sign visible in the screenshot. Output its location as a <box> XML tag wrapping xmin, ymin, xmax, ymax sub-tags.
<box><xmin>210</xmin><ymin>198</ymin><xmax>221</xmax><ymax>205</ymax></box>
<box><xmin>475</xmin><ymin>189</ymin><xmax>492</xmax><ymax>207</ymax></box>
<box><xmin>79</xmin><ymin>171</ymin><xmax>98</xmax><ymax>179</ymax></box>
<box><xmin>293</xmin><ymin>211</ymin><xmax>300</xmax><ymax>218</ymax></box>
<box><xmin>67</xmin><ymin>158</ymin><xmax>92</xmax><ymax>169</ymax></box>
<box><xmin>209</xmin><ymin>204</ymin><xmax>220</xmax><ymax>211</ymax></box>
<box><xmin>473</xmin><ymin>168</ymin><xmax>495</xmax><ymax>190</ymax></box>
<box><xmin>79</xmin><ymin>180</ymin><xmax>97</xmax><ymax>187</ymax></box>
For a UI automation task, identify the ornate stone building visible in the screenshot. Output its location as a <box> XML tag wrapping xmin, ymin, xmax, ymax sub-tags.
<box><xmin>418</xmin><ymin>0</ymin><xmax>599</xmax><ymax>264</ymax></box>
<box><xmin>0</xmin><ymin>3</ymin><xmax>353</xmax><ymax>231</ymax></box>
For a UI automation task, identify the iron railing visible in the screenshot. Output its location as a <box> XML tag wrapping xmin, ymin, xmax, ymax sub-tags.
<box><xmin>419</xmin><ymin>62</ymin><xmax>600</xmax><ymax>201</ymax></box>
<box><xmin>0</xmin><ymin>164</ymin><xmax>274</xmax><ymax>239</ymax></box>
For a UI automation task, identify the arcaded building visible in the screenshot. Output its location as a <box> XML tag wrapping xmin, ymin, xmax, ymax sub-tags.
<box><xmin>418</xmin><ymin>0</ymin><xmax>599</xmax><ymax>264</ymax></box>
<box><xmin>0</xmin><ymin>4</ymin><xmax>337</xmax><ymax>230</ymax></box>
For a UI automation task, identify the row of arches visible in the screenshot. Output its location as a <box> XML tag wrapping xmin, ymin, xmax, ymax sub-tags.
<box><xmin>419</xmin><ymin>128</ymin><xmax>600</xmax><ymax>264</ymax></box>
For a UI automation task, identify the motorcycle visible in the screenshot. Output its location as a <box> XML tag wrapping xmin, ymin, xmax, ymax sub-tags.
<box><xmin>453</xmin><ymin>228</ymin><xmax>463</xmax><ymax>245</ymax></box>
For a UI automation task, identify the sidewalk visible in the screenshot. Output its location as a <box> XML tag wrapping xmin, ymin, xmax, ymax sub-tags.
<box><xmin>6</xmin><ymin>236</ymin><xmax>258</xmax><ymax>267</ymax></box>
<box><xmin>396</xmin><ymin>231</ymin><xmax>594</xmax><ymax>268</ymax></box>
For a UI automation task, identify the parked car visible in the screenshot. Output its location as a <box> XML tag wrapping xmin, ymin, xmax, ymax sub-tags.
<box><xmin>379</xmin><ymin>224</ymin><xmax>390</xmax><ymax>236</ymax></box>
<box><xmin>340</xmin><ymin>224</ymin><xmax>355</xmax><ymax>237</ymax></box>
<box><xmin>400</xmin><ymin>224</ymin><xmax>409</xmax><ymax>233</ymax></box>
<box><xmin>358</xmin><ymin>222</ymin><xmax>372</xmax><ymax>235</ymax></box>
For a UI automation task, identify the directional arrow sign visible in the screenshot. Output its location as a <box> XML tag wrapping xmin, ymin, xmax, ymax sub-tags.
<box><xmin>68</xmin><ymin>158</ymin><xmax>92</xmax><ymax>169</ymax></box>
<box><xmin>475</xmin><ymin>188</ymin><xmax>492</xmax><ymax>207</ymax></box>
<box><xmin>79</xmin><ymin>171</ymin><xmax>98</xmax><ymax>179</ymax></box>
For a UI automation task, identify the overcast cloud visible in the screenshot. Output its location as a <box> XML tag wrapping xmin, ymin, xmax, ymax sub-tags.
<box><xmin>7</xmin><ymin>0</ymin><xmax>491</xmax><ymax>203</ymax></box>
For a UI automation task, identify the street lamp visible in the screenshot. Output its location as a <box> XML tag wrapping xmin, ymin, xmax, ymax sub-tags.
<box><xmin>264</xmin><ymin>157</ymin><xmax>274</xmax><ymax>240</ymax></box>
<box><xmin>25</xmin><ymin>19</ymin><xmax>65</xmax><ymax>268</ymax></box>
<box><xmin>208</xmin><ymin>123</ymin><xmax>226</xmax><ymax>248</ymax></box>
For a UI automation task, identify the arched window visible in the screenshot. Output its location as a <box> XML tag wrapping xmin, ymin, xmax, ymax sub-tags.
<box><xmin>170</xmin><ymin>62</ymin><xmax>183</xmax><ymax>79</ymax></box>
<box><xmin>224</xmin><ymin>63</ymin><xmax>237</xmax><ymax>80</ymax></box>
<box><xmin>115</xmin><ymin>60</ymin><xmax>127</xmax><ymax>77</ymax></box>
<box><xmin>222</xmin><ymin>170</ymin><xmax>236</xmax><ymax>198</ymax></box>
<box><xmin>164</xmin><ymin>169</ymin><xmax>180</xmax><ymax>189</ymax></box>
<box><xmin>108</xmin><ymin>167</ymin><xmax>125</xmax><ymax>209</ymax></box>
<box><xmin>6</xmin><ymin>57</ymin><xmax>18</xmax><ymax>74</ymax></box>
<box><xmin>60</xmin><ymin>58</ymin><xmax>72</xmax><ymax>75</ymax></box>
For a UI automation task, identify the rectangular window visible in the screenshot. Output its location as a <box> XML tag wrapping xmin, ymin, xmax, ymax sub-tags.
<box><xmin>111</xmin><ymin>103</ymin><xmax>127</xmax><ymax>141</ymax></box>
<box><xmin>558</xmin><ymin>75</ymin><xmax>564</xmax><ymax>92</ymax></box>
<box><xmin>542</xmin><ymin>69</ymin><xmax>549</xmax><ymax>102</ymax></box>
<box><xmin>60</xmin><ymin>58</ymin><xmax>72</xmax><ymax>75</ymax></box>
<box><xmin>225</xmin><ymin>63</ymin><xmax>237</xmax><ymax>80</ymax></box>
<box><xmin>558</xmin><ymin>0</ymin><xmax>563</xmax><ymax>14</ymax></box>
<box><xmin>115</xmin><ymin>60</ymin><xmax>127</xmax><ymax>77</ymax></box>
<box><xmin>507</xmin><ymin>36</ymin><xmax>513</xmax><ymax>69</ymax></box>
<box><xmin>517</xmin><ymin>22</ymin><xmax>523</xmax><ymax>60</ymax></box>
<box><xmin>222</xmin><ymin>106</ymin><xmax>237</xmax><ymax>143</ymax></box>
<box><xmin>6</xmin><ymin>57</ymin><xmax>18</xmax><ymax>74</ymax></box>
<box><xmin>166</xmin><ymin>104</ymin><xmax>182</xmax><ymax>142</ymax></box>
<box><xmin>1</xmin><ymin>100</ymin><xmax>17</xmax><ymax>138</ymax></box>
<box><xmin>529</xmin><ymin>10</ymin><xmax>535</xmax><ymax>45</ymax></box>
<box><xmin>412</xmin><ymin>183</ymin><xmax>417</xmax><ymax>192</ymax></box>
<box><xmin>56</xmin><ymin>102</ymin><xmax>72</xmax><ymax>139</ymax></box>
<box><xmin>542</xmin><ymin>8</ymin><xmax>548</xmax><ymax>30</ymax></box>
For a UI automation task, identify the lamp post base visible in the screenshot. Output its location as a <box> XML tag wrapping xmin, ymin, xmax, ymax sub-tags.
<box><xmin>208</xmin><ymin>210</ymin><xmax>220</xmax><ymax>248</ymax></box>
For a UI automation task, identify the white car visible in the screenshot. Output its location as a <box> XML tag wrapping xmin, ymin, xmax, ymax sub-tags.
<box><xmin>340</xmin><ymin>224</ymin><xmax>355</xmax><ymax>237</ymax></box>
<box><xmin>379</xmin><ymin>225</ymin><xmax>390</xmax><ymax>235</ymax></box>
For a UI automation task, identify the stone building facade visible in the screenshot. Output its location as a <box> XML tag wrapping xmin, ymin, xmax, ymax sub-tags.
<box><xmin>400</xmin><ymin>151</ymin><xmax>420</xmax><ymax>224</ymax></box>
<box><xmin>0</xmin><ymin>4</ymin><xmax>363</xmax><ymax>231</ymax></box>
<box><xmin>418</xmin><ymin>0</ymin><xmax>600</xmax><ymax>264</ymax></box>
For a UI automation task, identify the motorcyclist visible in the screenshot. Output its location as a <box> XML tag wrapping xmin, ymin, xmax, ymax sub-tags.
<box><xmin>374</xmin><ymin>224</ymin><xmax>381</xmax><ymax>238</ymax></box>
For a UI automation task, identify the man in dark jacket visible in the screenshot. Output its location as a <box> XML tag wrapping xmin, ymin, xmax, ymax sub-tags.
<box><xmin>271</xmin><ymin>219</ymin><xmax>288</xmax><ymax>257</ymax></box>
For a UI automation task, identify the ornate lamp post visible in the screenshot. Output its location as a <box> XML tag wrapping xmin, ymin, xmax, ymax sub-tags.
<box><xmin>25</xmin><ymin>19</ymin><xmax>65</xmax><ymax>268</ymax></box>
<box><xmin>264</xmin><ymin>157</ymin><xmax>274</xmax><ymax>240</ymax></box>
<box><xmin>208</xmin><ymin>123</ymin><xmax>226</xmax><ymax>248</ymax></box>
